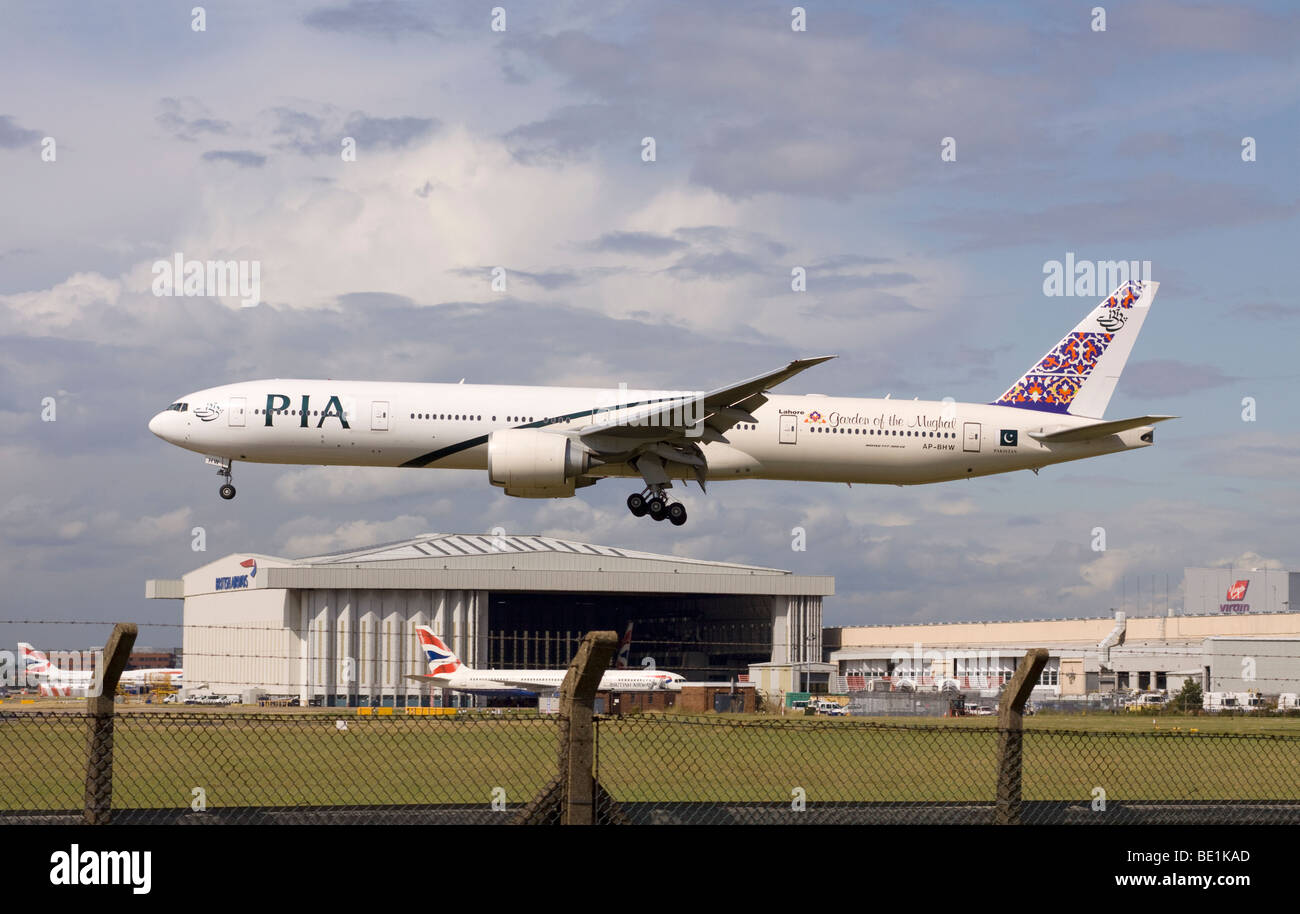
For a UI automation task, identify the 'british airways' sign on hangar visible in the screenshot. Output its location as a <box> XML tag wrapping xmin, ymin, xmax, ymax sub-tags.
<box><xmin>215</xmin><ymin>558</ymin><xmax>257</xmax><ymax>591</ymax></box>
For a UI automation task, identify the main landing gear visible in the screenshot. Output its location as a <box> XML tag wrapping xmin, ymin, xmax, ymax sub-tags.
<box><xmin>627</xmin><ymin>489</ymin><xmax>688</xmax><ymax>526</ymax></box>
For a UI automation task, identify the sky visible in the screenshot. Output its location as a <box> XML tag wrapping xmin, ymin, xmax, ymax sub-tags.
<box><xmin>2</xmin><ymin>0</ymin><xmax>1298</xmax><ymax>650</ymax></box>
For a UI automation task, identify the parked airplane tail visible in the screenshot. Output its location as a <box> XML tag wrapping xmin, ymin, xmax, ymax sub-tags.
<box><xmin>18</xmin><ymin>642</ymin><xmax>50</xmax><ymax>675</ymax></box>
<box><xmin>414</xmin><ymin>626</ymin><xmax>463</xmax><ymax>677</ymax></box>
<box><xmin>993</xmin><ymin>280</ymin><xmax>1158</xmax><ymax>419</ymax></box>
<box><xmin>615</xmin><ymin>622</ymin><xmax>633</xmax><ymax>670</ymax></box>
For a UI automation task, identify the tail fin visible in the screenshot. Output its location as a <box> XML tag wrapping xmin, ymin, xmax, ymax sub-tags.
<box><xmin>414</xmin><ymin>626</ymin><xmax>462</xmax><ymax>677</ymax></box>
<box><xmin>994</xmin><ymin>280</ymin><xmax>1158</xmax><ymax>419</ymax></box>
<box><xmin>615</xmin><ymin>623</ymin><xmax>633</xmax><ymax>670</ymax></box>
<box><xmin>18</xmin><ymin>642</ymin><xmax>50</xmax><ymax>675</ymax></box>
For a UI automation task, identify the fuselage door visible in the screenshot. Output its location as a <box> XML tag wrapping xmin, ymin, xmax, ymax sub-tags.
<box><xmin>779</xmin><ymin>415</ymin><xmax>797</xmax><ymax>444</ymax></box>
<box><xmin>228</xmin><ymin>397</ymin><xmax>246</xmax><ymax>427</ymax></box>
<box><xmin>371</xmin><ymin>401</ymin><xmax>390</xmax><ymax>431</ymax></box>
<box><xmin>962</xmin><ymin>421</ymin><xmax>981</xmax><ymax>452</ymax></box>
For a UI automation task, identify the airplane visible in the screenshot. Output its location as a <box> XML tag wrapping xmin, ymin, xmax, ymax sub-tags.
<box><xmin>148</xmin><ymin>280</ymin><xmax>1173</xmax><ymax>526</ymax></box>
<box><xmin>615</xmin><ymin>622</ymin><xmax>633</xmax><ymax>670</ymax></box>
<box><xmin>407</xmin><ymin>627</ymin><xmax>684</xmax><ymax>696</ymax></box>
<box><xmin>19</xmin><ymin>643</ymin><xmax>184</xmax><ymax>692</ymax></box>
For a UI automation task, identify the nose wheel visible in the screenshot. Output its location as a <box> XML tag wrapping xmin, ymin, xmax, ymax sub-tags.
<box><xmin>214</xmin><ymin>459</ymin><xmax>236</xmax><ymax>500</ymax></box>
<box><xmin>627</xmin><ymin>489</ymin><xmax>687</xmax><ymax>526</ymax></box>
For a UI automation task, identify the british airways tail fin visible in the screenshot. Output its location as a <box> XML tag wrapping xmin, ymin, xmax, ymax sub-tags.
<box><xmin>19</xmin><ymin>642</ymin><xmax>51</xmax><ymax>675</ymax></box>
<box><xmin>414</xmin><ymin>626</ymin><xmax>463</xmax><ymax>677</ymax></box>
<box><xmin>993</xmin><ymin>280</ymin><xmax>1158</xmax><ymax>419</ymax></box>
<box><xmin>615</xmin><ymin>623</ymin><xmax>633</xmax><ymax>670</ymax></box>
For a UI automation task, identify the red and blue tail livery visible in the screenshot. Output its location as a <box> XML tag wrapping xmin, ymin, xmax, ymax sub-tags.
<box><xmin>415</xmin><ymin>626</ymin><xmax>461</xmax><ymax>677</ymax></box>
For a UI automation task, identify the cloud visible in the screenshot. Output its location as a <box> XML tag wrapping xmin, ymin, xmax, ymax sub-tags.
<box><xmin>0</xmin><ymin>271</ymin><xmax>121</xmax><ymax>330</ymax></box>
<box><xmin>119</xmin><ymin>507</ymin><xmax>194</xmax><ymax>546</ymax></box>
<box><xmin>302</xmin><ymin>0</ymin><xmax>435</xmax><ymax>38</ymax></box>
<box><xmin>0</xmin><ymin>115</ymin><xmax>40</xmax><ymax>149</ymax></box>
<box><xmin>664</xmin><ymin>250</ymin><xmax>763</xmax><ymax>281</ymax></box>
<box><xmin>156</xmin><ymin>98</ymin><xmax>231</xmax><ymax>142</ymax></box>
<box><xmin>811</xmin><ymin>254</ymin><xmax>895</xmax><ymax>271</ymax></box>
<box><xmin>4</xmin><ymin>1</ymin><xmax>1299</xmax><ymax>642</ymax></box>
<box><xmin>201</xmin><ymin>150</ymin><xmax>267</xmax><ymax>168</ymax></box>
<box><xmin>1235</xmin><ymin>302</ymin><xmax>1300</xmax><ymax>321</ymax></box>
<box><xmin>583</xmin><ymin>231</ymin><xmax>687</xmax><ymax>257</ymax></box>
<box><xmin>1131</xmin><ymin>0</ymin><xmax>1300</xmax><ymax>57</ymax></box>
<box><xmin>448</xmin><ymin>266</ymin><xmax>584</xmax><ymax>291</ymax></box>
<box><xmin>503</xmin><ymin>103</ymin><xmax>635</xmax><ymax>165</ymax></box>
<box><xmin>274</xmin><ymin>466</ymin><xmax>462</xmax><ymax>504</ymax></box>
<box><xmin>1185</xmin><ymin>432</ymin><xmax>1300</xmax><ymax>480</ymax></box>
<box><xmin>344</xmin><ymin>114</ymin><xmax>439</xmax><ymax>148</ymax></box>
<box><xmin>269</xmin><ymin>106</ymin><xmax>438</xmax><ymax>156</ymax></box>
<box><xmin>935</xmin><ymin>179</ymin><xmax>1300</xmax><ymax>250</ymax></box>
<box><xmin>1124</xmin><ymin>360</ymin><xmax>1237</xmax><ymax>397</ymax></box>
<box><xmin>278</xmin><ymin>514</ymin><xmax>436</xmax><ymax>557</ymax></box>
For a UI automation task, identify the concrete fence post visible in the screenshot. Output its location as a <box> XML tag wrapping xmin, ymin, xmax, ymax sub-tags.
<box><xmin>994</xmin><ymin>647</ymin><xmax>1048</xmax><ymax>825</ymax></box>
<box><xmin>558</xmin><ymin>630</ymin><xmax>618</xmax><ymax>825</ymax></box>
<box><xmin>514</xmin><ymin>630</ymin><xmax>620</xmax><ymax>825</ymax></box>
<box><xmin>83</xmin><ymin>622</ymin><xmax>137</xmax><ymax>825</ymax></box>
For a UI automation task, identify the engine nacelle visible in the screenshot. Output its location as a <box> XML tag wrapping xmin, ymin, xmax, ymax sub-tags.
<box><xmin>488</xmin><ymin>429</ymin><xmax>590</xmax><ymax>498</ymax></box>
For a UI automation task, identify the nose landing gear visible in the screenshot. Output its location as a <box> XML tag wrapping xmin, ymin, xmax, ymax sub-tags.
<box><xmin>627</xmin><ymin>488</ymin><xmax>687</xmax><ymax>525</ymax></box>
<box><xmin>211</xmin><ymin>458</ymin><xmax>236</xmax><ymax>500</ymax></box>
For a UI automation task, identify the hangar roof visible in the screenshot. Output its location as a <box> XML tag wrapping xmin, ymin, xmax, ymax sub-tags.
<box><xmin>302</xmin><ymin>533</ymin><xmax>778</xmax><ymax>571</ymax></box>
<box><xmin>148</xmin><ymin>533</ymin><xmax>835</xmax><ymax>598</ymax></box>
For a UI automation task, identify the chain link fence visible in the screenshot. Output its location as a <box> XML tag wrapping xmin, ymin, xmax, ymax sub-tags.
<box><xmin>0</xmin><ymin>711</ymin><xmax>560</xmax><ymax>824</ymax></box>
<box><xmin>4</xmin><ymin>708</ymin><xmax>1298</xmax><ymax>825</ymax></box>
<box><xmin>598</xmin><ymin>716</ymin><xmax>1300</xmax><ymax>824</ymax></box>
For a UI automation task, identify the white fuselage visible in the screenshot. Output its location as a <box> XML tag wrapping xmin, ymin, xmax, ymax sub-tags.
<box><xmin>32</xmin><ymin>668</ymin><xmax>184</xmax><ymax>687</ymax></box>
<box><xmin>149</xmin><ymin>379</ymin><xmax>1154</xmax><ymax>487</ymax></box>
<box><xmin>432</xmin><ymin>668</ymin><xmax>683</xmax><ymax>695</ymax></box>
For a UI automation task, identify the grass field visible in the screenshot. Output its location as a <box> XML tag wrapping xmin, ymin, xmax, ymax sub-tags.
<box><xmin>2</xmin><ymin>710</ymin><xmax>1298</xmax><ymax>811</ymax></box>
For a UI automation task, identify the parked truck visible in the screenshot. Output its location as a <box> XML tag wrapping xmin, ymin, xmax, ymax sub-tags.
<box><xmin>1203</xmin><ymin>690</ymin><xmax>1266</xmax><ymax>712</ymax></box>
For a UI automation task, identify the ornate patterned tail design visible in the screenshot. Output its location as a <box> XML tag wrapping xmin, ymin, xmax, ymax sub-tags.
<box><xmin>415</xmin><ymin>626</ymin><xmax>462</xmax><ymax>677</ymax></box>
<box><xmin>993</xmin><ymin>280</ymin><xmax>1158</xmax><ymax>419</ymax></box>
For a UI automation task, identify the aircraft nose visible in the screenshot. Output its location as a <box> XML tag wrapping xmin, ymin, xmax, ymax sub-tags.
<box><xmin>148</xmin><ymin>411</ymin><xmax>168</xmax><ymax>439</ymax></box>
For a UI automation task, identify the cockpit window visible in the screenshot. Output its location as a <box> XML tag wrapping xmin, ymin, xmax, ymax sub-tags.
<box><xmin>168</xmin><ymin>403</ymin><xmax>188</xmax><ymax>412</ymax></box>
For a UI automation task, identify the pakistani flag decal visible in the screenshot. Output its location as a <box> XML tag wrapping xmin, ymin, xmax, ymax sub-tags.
<box><xmin>1000</xmin><ymin>429</ymin><xmax>1018</xmax><ymax>446</ymax></box>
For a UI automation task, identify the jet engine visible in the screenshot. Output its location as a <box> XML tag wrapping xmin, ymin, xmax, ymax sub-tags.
<box><xmin>487</xmin><ymin>429</ymin><xmax>591</xmax><ymax>498</ymax></box>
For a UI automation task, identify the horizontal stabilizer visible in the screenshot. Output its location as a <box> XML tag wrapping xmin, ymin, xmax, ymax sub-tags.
<box><xmin>1029</xmin><ymin>415</ymin><xmax>1177</xmax><ymax>443</ymax></box>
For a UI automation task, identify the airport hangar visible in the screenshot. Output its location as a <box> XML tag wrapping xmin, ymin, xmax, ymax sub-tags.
<box><xmin>146</xmin><ymin>533</ymin><xmax>833</xmax><ymax>706</ymax></box>
<box><xmin>826</xmin><ymin>567</ymin><xmax>1300</xmax><ymax>699</ymax></box>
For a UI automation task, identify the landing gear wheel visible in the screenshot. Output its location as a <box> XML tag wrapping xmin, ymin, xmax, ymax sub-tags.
<box><xmin>219</xmin><ymin>484</ymin><xmax>236</xmax><ymax>500</ymax></box>
<box><xmin>627</xmin><ymin>493</ymin><xmax>648</xmax><ymax>517</ymax></box>
<box><xmin>667</xmin><ymin>502</ymin><xmax>687</xmax><ymax>526</ymax></box>
<box><xmin>647</xmin><ymin>497</ymin><xmax>667</xmax><ymax>521</ymax></box>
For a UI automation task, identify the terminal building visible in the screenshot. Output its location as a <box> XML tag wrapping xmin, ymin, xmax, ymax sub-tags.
<box><xmin>146</xmin><ymin>533</ymin><xmax>833</xmax><ymax>706</ymax></box>
<box><xmin>827</xmin><ymin>602</ymin><xmax>1300</xmax><ymax>698</ymax></box>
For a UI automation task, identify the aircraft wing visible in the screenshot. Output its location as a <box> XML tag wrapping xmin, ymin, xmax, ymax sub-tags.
<box><xmin>576</xmin><ymin>356</ymin><xmax>836</xmax><ymax>442</ymax></box>
<box><xmin>573</xmin><ymin>356</ymin><xmax>835</xmax><ymax>490</ymax></box>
